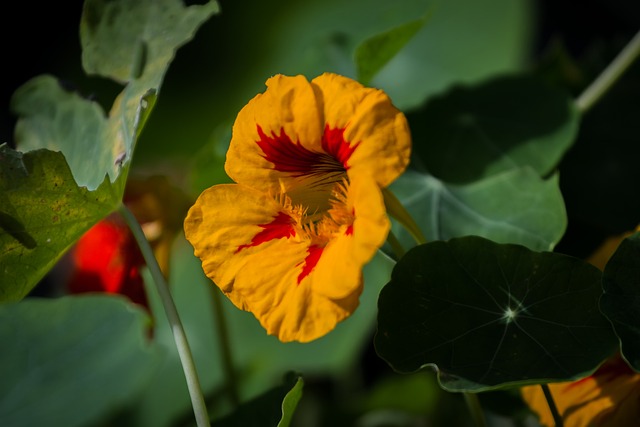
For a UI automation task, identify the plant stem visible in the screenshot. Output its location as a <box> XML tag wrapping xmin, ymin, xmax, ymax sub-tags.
<box><xmin>386</xmin><ymin>228</ymin><xmax>406</xmax><ymax>259</ymax></box>
<box><xmin>575</xmin><ymin>29</ymin><xmax>640</xmax><ymax>113</ymax></box>
<box><xmin>382</xmin><ymin>187</ymin><xmax>427</xmax><ymax>246</ymax></box>
<box><xmin>210</xmin><ymin>285</ymin><xmax>241</xmax><ymax>407</ymax></box>
<box><xmin>541</xmin><ymin>384</ymin><xmax>564</xmax><ymax>427</ymax></box>
<box><xmin>118</xmin><ymin>204</ymin><xmax>210</xmax><ymax>427</ymax></box>
<box><xmin>463</xmin><ymin>393</ymin><xmax>487</xmax><ymax>427</ymax></box>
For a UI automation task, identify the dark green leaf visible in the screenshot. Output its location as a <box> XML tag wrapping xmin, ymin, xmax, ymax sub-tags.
<box><xmin>408</xmin><ymin>75</ymin><xmax>580</xmax><ymax>184</ymax></box>
<box><xmin>375</xmin><ymin>236</ymin><xmax>617</xmax><ymax>391</ymax></box>
<box><xmin>0</xmin><ymin>145</ymin><xmax>118</xmax><ymax>301</ymax></box>
<box><xmin>389</xmin><ymin>168</ymin><xmax>567</xmax><ymax>252</ymax></box>
<box><xmin>212</xmin><ymin>373</ymin><xmax>303</xmax><ymax>427</ymax></box>
<box><xmin>601</xmin><ymin>232</ymin><xmax>640</xmax><ymax>370</ymax></box>
<box><xmin>0</xmin><ymin>295</ymin><xmax>160</xmax><ymax>427</ymax></box>
<box><xmin>355</xmin><ymin>14</ymin><xmax>429</xmax><ymax>86</ymax></box>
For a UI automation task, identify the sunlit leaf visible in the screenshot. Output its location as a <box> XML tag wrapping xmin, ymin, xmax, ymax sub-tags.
<box><xmin>355</xmin><ymin>14</ymin><xmax>429</xmax><ymax>86</ymax></box>
<box><xmin>0</xmin><ymin>145</ymin><xmax>118</xmax><ymax>301</ymax></box>
<box><xmin>211</xmin><ymin>373</ymin><xmax>303</xmax><ymax>427</ymax></box>
<box><xmin>601</xmin><ymin>232</ymin><xmax>640</xmax><ymax>370</ymax></box>
<box><xmin>80</xmin><ymin>0</ymin><xmax>218</xmax><ymax>177</ymax></box>
<box><xmin>12</xmin><ymin>76</ymin><xmax>111</xmax><ymax>190</ymax></box>
<box><xmin>375</xmin><ymin>236</ymin><xmax>617</xmax><ymax>392</ymax></box>
<box><xmin>389</xmin><ymin>168</ymin><xmax>567</xmax><ymax>252</ymax></box>
<box><xmin>408</xmin><ymin>75</ymin><xmax>580</xmax><ymax>184</ymax></box>
<box><xmin>12</xmin><ymin>0</ymin><xmax>218</xmax><ymax>191</ymax></box>
<box><xmin>81</xmin><ymin>0</ymin><xmax>219</xmax><ymax>84</ymax></box>
<box><xmin>0</xmin><ymin>295</ymin><xmax>160</xmax><ymax>427</ymax></box>
<box><xmin>2</xmin><ymin>0</ymin><xmax>216</xmax><ymax>301</ymax></box>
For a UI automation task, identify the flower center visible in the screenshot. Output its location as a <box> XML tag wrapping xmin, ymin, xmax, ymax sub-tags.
<box><xmin>277</xmin><ymin>179</ymin><xmax>354</xmax><ymax>246</ymax></box>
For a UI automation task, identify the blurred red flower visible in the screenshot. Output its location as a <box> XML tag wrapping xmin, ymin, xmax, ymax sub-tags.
<box><xmin>67</xmin><ymin>213</ymin><xmax>149</xmax><ymax>310</ymax></box>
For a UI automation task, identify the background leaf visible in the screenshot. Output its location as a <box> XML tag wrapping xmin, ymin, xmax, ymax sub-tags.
<box><xmin>375</xmin><ymin>236</ymin><xmax>617</xmax><ymax>391</ymax></box>
<box><xmin>0</xmin><ymin>295</ymin><xmax>160</xmax><ymax>427</ymax></box>
<box><xmin>388</xmin><ymin>168</ymin><xmax>567</xmax><ymax>252</ymax></box>
<box><xmin>211</xmin><ymin>373</ymin><xmax>303</xmax><ymax>427</ymax></box>
<box><xmin>80</xmin><ymin>0</ymin><xmax>218</xmax><ymax>188</ymax></box>
<box><xmin>0</xmin><ymin>146</ymin><xmax>118</xmax><ymax>301</ymax></box>
<box><xmin>11</xmin><ymin>76</ymin><xmax>114</xmax><ymax>190</ymax></box>
<box><xmin>1</xmin><ymin>0</ymin><xmax>216</xmax><ymax>301</ymax></box>
<box><xmin>134</xmin><ymin>0</ymin><xmax>532</xmax><ymax>174</ymax></box>
<box><xmin>407</xmin><ymin>75</ymin><xmax>580</xmax><ymax>184</ymax></box>
<box><xmin>355</xmin><ymin>14</ymin><xmax>429</xmax><ymax>86</ymax></box>
<box><xmin>601</xmin><ymin>232</ymin><xmax>640</xmax><ymax>370</ymax></box>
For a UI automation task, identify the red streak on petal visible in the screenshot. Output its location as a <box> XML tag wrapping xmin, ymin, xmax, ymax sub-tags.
<box><xmin>297</xmin><ymin>245</ymin><xmax>324</xmax><ymax>285</ymax></box>
<box><xmin>257</xmin><ymin>125</ymin><xmax>341</xmax><ymax>176</ymax></box>
<box><xmin>345</xmin><ymin>224</ymin><xmax>354</xmax><ymax>236</ymax></box>
<box><xmin>322</xmin><ymin>125</ymin><xmax>359</xmax><ymax>168</ymax></box>
<box><xmin>236</xmin><ymin>212</ymin><xmax>296</xmax><ymax>253</ymax></box>
<box><xmin>563</xmin><ymin>354</ymin><xmax>635</xmax><ymax>391</ymax></box>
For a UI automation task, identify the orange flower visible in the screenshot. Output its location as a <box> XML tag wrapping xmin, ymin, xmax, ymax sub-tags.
<box><xmin>184</xmin><ymin>73</ymin><xmax>411</xmax><ymax>342</ymax></box>
<box><xmin>521</xmin><ymin>354</ymin><xmax>640</xmax><ymax>426</ymax></box>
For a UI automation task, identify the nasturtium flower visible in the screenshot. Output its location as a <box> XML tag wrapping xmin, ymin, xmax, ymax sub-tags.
<box><xmin>184</xmin><ymin>73</ymin><xmax>411</xmax><ymax>342</ymax></box>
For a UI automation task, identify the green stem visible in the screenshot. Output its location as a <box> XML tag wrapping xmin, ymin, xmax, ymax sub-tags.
<box><xmin>210</xmin><ymin>285</ymin><xmax>241</xmax><ymax>408</ymax></box>
<box><xmin>463</xmin><ymin>393</ymin><xmax>487</xmax><ymax>427</ymax></box>
<box><xmin>118</xmin><ymin>204</ymin><xmax>210</xmax><ymax>427</ymax></box>
<box><xmin>575</xmin><ymin>29</ymin><xmax>640</xmax><ymax>113</ymax></box>
<box><xmin>541</xmin><ymin>384</ymin><xmax>564</xmax><ymax>427</ymax></box>
<box><xmin>382</xmin><ymin>187</ymin><xmax>427</xmax><ymax>246</ymax></box>
<box><xmin>386</xmin><ymin>228</ymin><xmax>406</xmax><ymax>259</ymax></box>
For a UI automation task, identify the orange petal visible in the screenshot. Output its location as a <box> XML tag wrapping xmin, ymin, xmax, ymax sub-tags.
<box><xmin>311</xmin><ymin>72</ymin><xmax>411</xmax><ymax>187</ymax></box>
<box><xmin>226</xmin><ymin>74</ymin><xmax>325</xmax><ymax>193</ymax></box>
<box><xmin>226</xmin><ymin>73</ymin><xmax>411</xmax><ymax>195</ymax></box>
<box><xmin>309</xmin><ymin>172</ymin><xmax>390</xmax><ymax>300</ymax></box>
<box><xmin>184</xmin><ymin>183</ymin><xmax>368</xmax><ymax>342</ymax></box>
<box><xmin>521</xmin><ymin>354</ymin><xmax>640</xmax><ymax>427</ymax></box>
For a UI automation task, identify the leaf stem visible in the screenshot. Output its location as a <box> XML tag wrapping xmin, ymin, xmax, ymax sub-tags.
<box><xmin>382</xmin><ymin>187</ymin><xmax>427</xmax><ymax>246</ymax></box>
<box><xmin>463</xmin><ymin>392</ymin><xmax>487</xmax><ymax>427</ymax></box>
<box><xmin>210</xmin><ymin>285</ymin><xmax>241</xmax><ymax>407</ymax></box>
<box><xmin>541</xmin><ymin>384</ymin><xmax>564</xmax><ymax>427</ymax></box>
<box><xmin>386</xmin><ymin>228</ymin><xmax>407</xmax><ymax>259</ymax></box>
<box><xmin>118</xmin><ymin>204</ymin><xmax>210</xmax><ymax>427</ymax></box>
<box><xmin>575</xmin><ymin>29</ymin><xmax>640</xmax><ymax>113</ymax></box>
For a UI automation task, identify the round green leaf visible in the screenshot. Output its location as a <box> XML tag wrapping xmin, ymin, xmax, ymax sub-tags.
<box><xmin>601</xmin><ymin>232</ymin><xmax>640</xmax><ymax>370</ymax></box>
<box><xmin>375</xmin><ymin>236</ymin><xmax>617</xmax><ymax>392</ymax></box>
<box><xmin>408</xmin><ymin>75</ymin><xmax>580</xmax><ymax>184</ymax></box>
<box><xmin>389</xmin><ymin>168</ymin><xmax>567</xmax><ymax>252</ymax></box>
<box><xmin>0</xmin><ymin>295</ymin><xmax>160</xmax><ymax>427</ymax></box>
